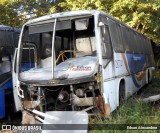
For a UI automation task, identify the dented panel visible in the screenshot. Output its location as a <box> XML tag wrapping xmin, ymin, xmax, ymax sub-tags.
<box><xmin>20</xmin><ymin>56</ymin><xmax>98</xmax><ymax>80</ymax></box>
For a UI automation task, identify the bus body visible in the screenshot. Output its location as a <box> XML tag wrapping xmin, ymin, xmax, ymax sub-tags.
<box><xmin>0</xmin><ymin>25</ymin><xmax>21</xmax><ymax>118</ymax></box>
<box><xmin>15</xmin><ymin>10</ymin><xmax>155</xmax><ymax>122</ymax></box>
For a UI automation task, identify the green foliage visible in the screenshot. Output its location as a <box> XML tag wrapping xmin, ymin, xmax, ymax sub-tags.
<box><xmin>59</xmin><ymin>0</ymin><xmax>160</xmax><ymax>43</ymax></box>
<box><xmin>13</xmin><ymin>0</ymin><xmax>60</xmax><ymax>24</ymax></box>
<box><xmin>0</xmin><ymin>0</ymin><xmax>21</xmax><ymax>27</ymax></box>
<box><xmin>110</xmin><ymin>0</ymin><xmax>160</xmax><ymax>43</ymax></box>
<box><xmin>59</xmin><ymin>0</ymin><xmax>114</xmax><ymax>12</ymax></box>
<box><xmin>0</xmin><ymin>0</ymin><xmax>62</xmax><ymax>26</ymax></box>
<box><xmin>0</xmin><ymin>0</ymin><xmax>159</xmax><ymax>43</ymax></box>
<box><xmin>100</xmin><ymin>99</ymin><xmax>154</xmax><ymax>124</ymax></box>
<box><xmin>93</xmin><ymin>98</ymin><xmax>160</xmax><ymax>133</ymax></box>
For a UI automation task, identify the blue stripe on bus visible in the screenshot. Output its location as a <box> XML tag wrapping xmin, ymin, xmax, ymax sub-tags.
<box><xmin>126</xmin><ymin>53</ymin><xmax>146</xmax><ymax>73</ymax></box>
<box><xmin>125</xmin><ymin>53</ymin><xmax>146</xmax><ymax>88</ymax></box>
<box><xmin>131</xmin><ymin>75</ymin><xmax>141</xmax><ymax>88</ymax></box>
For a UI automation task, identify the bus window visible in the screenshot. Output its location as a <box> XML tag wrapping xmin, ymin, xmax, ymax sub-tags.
<box><xmin>21</xmin><ymin>44</ymin><xmax>36</xmax><ymax>71</ymax></box>
<box><xmin>55</xmin><ymin>36</ymin><xmax>62</xmax><ymax>58</ymax></box>
<box><xmin>108</xmin><ymin>19</ymin><xmax>124</xmax><ymax>53</ymax></box>
<box><xmin>76</xmin><ymin>37</ymin><xmax>96</xmax><ymax>57</ymax></box>
<box><xmin>142</xmin><ymin>37</ymin><xmax>148</xmax><ymax>54</ymax></box>
<box><xmin>99</xmin><ymin>16</ymin><xmax>112</xmax><ymax>58</ymax></box>
<box><xmin>128</xmin><ymin>30</ymin><xmax>136</xmax><ymax>53</ymax></box>
<box><xmin>121</xmin><ymin>26</ymin><xmax>131</xmax><ymax>53</ymax></box>
<box><xmin>0</xmin><ymin>56</ymin><xmax>11</xmax><ymax>75</ymax></box>
<box><xmin>75</xmin><ymin>17</ymin><xmax>96</xmax><ymax>57</ymax></box>
<box><xmin>101</xmin><ymin>25</ymin><xmax>112</xmax><ymax>59</ymax></box>
<box><xmin>132</xmin><ymin>32</ymin><xmax>139</xmax><ymax>53</ymax></box>
<box><xmin>136</xmin><ymin>34</ymin><xmax>144</xmax><ymax>54</ymax></box>
<box><xmin>146</xmin><ymin>38</ymin><xmax>152</xmax><ymax>54</ymax></box>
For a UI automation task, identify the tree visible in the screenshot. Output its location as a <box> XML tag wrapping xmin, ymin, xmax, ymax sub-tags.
<box><xmin>59</xmin><ymin>0</ymin><xmax>114</xmax><ymax>12</ymax></box>
<box><xmin>110</xmin><ymin>0</ymin><xmax>160</xmax><ymax>43</ymax></box>
<box><xmin>0</xmin><ymin>0</ymin><xmax>159</xmax><ymax>43</ymax></box>
<box><xmin>59</xmin><ymin>0</ymin><xmax>160</xmax><ymax>43</ymax></box>
<box><xmin>0</xmin><ymin>0</ymin><xmax>21</xmax><ymax>27</ymax></box>
<box><xmin>12</xmin><ymin>0</ymin><xmax>63</xmax><ymax>24</ymax></box>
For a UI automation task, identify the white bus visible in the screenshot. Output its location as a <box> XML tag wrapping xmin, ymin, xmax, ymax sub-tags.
<box><xmin>14</xmin><ymin>10</ymin><xmax>155</xmax><ymax>122</ymax></box>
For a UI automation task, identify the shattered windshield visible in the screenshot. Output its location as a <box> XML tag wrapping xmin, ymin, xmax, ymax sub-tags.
<box><xmin>19</xmin><ymin>16</ymin><xmax>97</xmax><ymax>81</ymax></box>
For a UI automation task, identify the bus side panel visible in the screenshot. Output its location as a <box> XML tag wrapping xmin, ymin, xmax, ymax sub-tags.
<box><xmin>103</xmin><ymin>74</ymin><xmax>144</xmax><ymax>112</ymax></box>
<box><xmin>103</xmin><ymin>78</ymin><xmax>119</xmax><ymax>112</ymax></box>
<box><xmin>102</xmin><ymin>52</ymin><xmax>150</xmax><ymax>111</ymax></box>
<box><xmin>114</xmin><ymin>53</ymin><xmax>137</xmax><ymax>97</ymax></box>
<box><xmin>103</xmin><ymin>75</ymin><xmax>138</xmax><ymax>111</ymax></box>
<box><xmin>124</xmin><ymin>53</ymin><xmax>147</xmax><ymax>89</ymax></box>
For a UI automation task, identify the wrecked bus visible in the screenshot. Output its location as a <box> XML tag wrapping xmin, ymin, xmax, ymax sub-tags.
<box><xmin>15</xmin><ymin>10</ymin><xmax>155</xmax><ymax>123</ymax></box>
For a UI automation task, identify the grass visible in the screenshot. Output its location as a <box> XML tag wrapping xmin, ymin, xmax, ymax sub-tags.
<box><xmin>92</xmin><ymin>98</ymin><xmax>160</xmax><ymax>133</ymax></box>
<box><xmin>91</xmin><ymin>77</ymin><xmax>160</xmax><ymax>133</ymax></box>
<box><xmin>104</xmin><ymin>99</ymin><xmax>159</xmax><ymax>124</ymax></box>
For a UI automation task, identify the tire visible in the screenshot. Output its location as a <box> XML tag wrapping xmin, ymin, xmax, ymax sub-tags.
<box><xmin>147</xmin><ymin>70</ymin><xmax>151</xmax><ymax>84</ymax></box>
<box><xmin>119</xmin><ymin>81</ymin><xmax>125</xmax><ymax>106</ymax></box>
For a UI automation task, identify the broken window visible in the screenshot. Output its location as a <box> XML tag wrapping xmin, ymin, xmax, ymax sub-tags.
<box><xmin>19</xmin><ymin>16</ymin><xmax>96</xmax><ymax>81</ymax></box>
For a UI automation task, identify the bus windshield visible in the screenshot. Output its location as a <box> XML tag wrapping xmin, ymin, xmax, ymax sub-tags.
<box><xmin>19</xmin><ymin>16</ymin><xmax>97</xmax><ymax>81</ymax></box>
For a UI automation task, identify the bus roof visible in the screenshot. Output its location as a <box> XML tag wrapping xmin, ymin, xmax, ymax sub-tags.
<box><xmin>0</xmin><ymin>25</ymin><xmax>20</xmax><ymax>47</ymax></box>
<box><xmin>26</xmin><ymin>10</ymin><xmax>105</xmax><ymax>25</ymax></box>
<box><xmin>0</xmin><ymin>25</ymin><xmax>20</xmax><ymax>33</ymax></box>
<box><xmin>25</xmin><ymin>10</ymin><xmax>147</xmax><ymax>39</ymax></box>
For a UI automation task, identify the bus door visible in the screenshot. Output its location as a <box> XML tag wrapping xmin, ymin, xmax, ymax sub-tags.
<box><xmin>99</xmin><ymin>16</ymin><xmax>117</xmax><ymax>112</ymax></box>
<box><xmin>12</xmin><ymin>43</ymin><xmax>37</xmax><ymax>111</ymax></box>
<box><xmin>99</xmin><ymin>16</ymin><xmax>113</xmax><ymax>80</ymax></box>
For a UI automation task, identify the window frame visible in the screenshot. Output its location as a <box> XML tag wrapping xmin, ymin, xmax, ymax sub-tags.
<box><xmin>99</xmin><ymin>16</ymin><xmax>113</xmax><ymax>59</ymax></box>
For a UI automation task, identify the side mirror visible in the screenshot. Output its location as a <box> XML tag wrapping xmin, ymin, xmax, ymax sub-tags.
<box><xmin>98</xmin><ymin>22</ymin><xmax>104</xmax><ymax>27</ymax></box>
